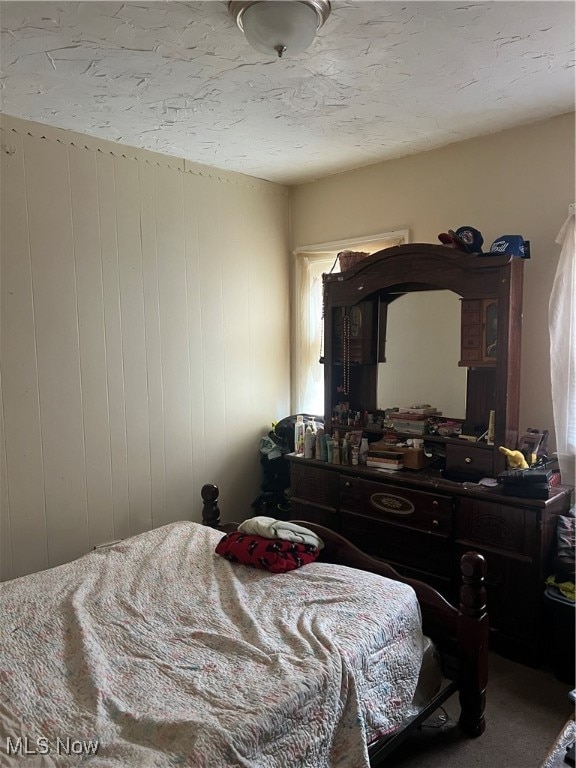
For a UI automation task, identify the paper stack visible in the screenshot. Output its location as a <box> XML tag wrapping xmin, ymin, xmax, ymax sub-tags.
<box><xmin>366</xmin><ymin>450</ymin><xmax>404</xmax><ymax>470</ymax></box>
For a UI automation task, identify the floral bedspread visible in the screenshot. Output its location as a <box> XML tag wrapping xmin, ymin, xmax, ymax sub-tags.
<box><xmin>0</xmin><ymin>522</ymin><xmax>423</xmax><ymax>767</ymax></box>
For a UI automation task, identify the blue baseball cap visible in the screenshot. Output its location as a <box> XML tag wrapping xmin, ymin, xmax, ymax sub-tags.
<box><xmin>489</xmin><ymin>235</ymin><xmax>527</xmax><ymax>258</ymax></box>
<box><xmin>438</xmin><ymin>226</ymin><xmax>484</xmax><ymax>254</ymax></box>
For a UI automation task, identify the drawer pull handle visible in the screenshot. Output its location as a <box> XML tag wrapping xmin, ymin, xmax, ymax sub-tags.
<box><xmin>370</xmin><ymin>493</ymin><xmax>415</xmax><ymax>516</ymax></box>
<box><xmin>432</xmin><ymin>500</ymin><xmax>439</xmax><ymax>508</ymax></box>
<box><xmin>432</xmin><ymin>519</ymin><xmax>440</xmax><ymax>528</ymax></box>
<box><xmin>345</xmin><ymin>481</ymin><xmax>351</xmax><ymax>487</ymax></box>
<box><xmin>465</xmin><ymin>456</ymin><xmax>473</xmax><ymax>464</ymax></box>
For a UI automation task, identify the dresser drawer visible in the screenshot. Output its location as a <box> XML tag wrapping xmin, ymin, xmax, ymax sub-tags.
<box><xmin>290</xmin><ymin>500</ymin><xmax>338</xmax><ymax>532</ymax></box>
<box><xmin>454</xmin><ymin>543</ymin><xmax>537</xmax><ymax>646</ymax></box>
<box><xmin>446</xmin><ymin>443</ymin><xmax>494</xmax><ymax>478</ymax></box>
<box><xmin>456</xmin><ymin>498</ymin><xmax>538</xmax><ymax>557</ymax></box>
<box><xmin>342</xmin><ymin>510</ymin><xmax>452</xmax><ymax>577</ymax></box>
<box><xmin>339</xmin><ymin>476</ymin><xmax>453</xmax><ymax>534</ymax></box>
<box><xmin>290</xmin><ymin>462</ymin><xmax>338</xmax><ymax>506</ymax></box>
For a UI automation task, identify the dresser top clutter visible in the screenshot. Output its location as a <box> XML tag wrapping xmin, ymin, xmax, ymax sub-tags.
<box><xmin>288</xmin><ymin>241</ymin><xmax>573</xmax><ymax>668</ymax></box>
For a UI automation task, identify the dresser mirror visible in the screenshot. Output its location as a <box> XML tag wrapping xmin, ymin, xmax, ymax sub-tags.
<box><xmin>377</xmin><ymin>290</ymin><xmax>467</xmax><ymax>418</ymax></box>
<box><xmin>323</xmin><ymin>243</ymin><xmax>524</xmax><ymax>477</ymax></box>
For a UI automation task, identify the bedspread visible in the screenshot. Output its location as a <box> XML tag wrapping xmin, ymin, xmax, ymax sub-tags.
<box><xmin>0</xmin><ymin>522</ymin><xmax>423</xmax><ymax>768</ymax></box>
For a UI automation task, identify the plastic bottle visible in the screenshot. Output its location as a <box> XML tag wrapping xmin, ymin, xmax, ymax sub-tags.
<box><xmin>320</xmin><ymin>433</ymin><xmax>328</xmax><ymax>462</ymax></box>
<box><xmin>294</xmin><ymin>415</ymin><xmax>305</xmax><ymax>455</ymax></box>
<box><xmin>315</xmin><ymin>427</ymin><xmax>324</xmax><ymax>460</ymax></box>
<box><xmin>341</xmin><ymin>434</ymin><xmax>349</xmax><ymax>465</ymax></box>
<box><xmin>332</xmin><ymin>440</ymin><xmax>340</xmax><ymax>464</ymax></box>
<box><xmin>304</xmin><ymin>426</ymin><xmax>315</xmax><ymax>459</ymax></box>
<box><xmin>326</xmin><ymin>438</ymin><xmax>334</xmax><ymax>463</ymax></box>
<box><xmin>359</xmin><ymin>437</ymin><xmax>369</xmax><ymax>465</ymax></box>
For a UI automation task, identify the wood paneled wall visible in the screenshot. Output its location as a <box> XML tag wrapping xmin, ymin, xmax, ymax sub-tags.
<box><xmin>0</xmin><ymin>115</ymin><xmax>290</xmax><ymax>580</ymax></box>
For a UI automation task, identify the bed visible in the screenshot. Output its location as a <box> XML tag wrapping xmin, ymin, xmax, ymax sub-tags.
<box><xmin>0</xmin><ymin>485</ymin><xmax>488</xmax><ymax>768</ymax></box>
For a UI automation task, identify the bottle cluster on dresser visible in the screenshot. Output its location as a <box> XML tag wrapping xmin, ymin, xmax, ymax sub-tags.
<box><xmin>331</xmin><ymin>403</ymin><xmax>443</xmax><ymax>435</ymax></box>
<box><xmin>294</xmin><ymin>415</ymin><xmax>369</xmax><ymax>466</ymax></box>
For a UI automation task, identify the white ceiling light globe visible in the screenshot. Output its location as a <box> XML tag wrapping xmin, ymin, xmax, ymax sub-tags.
<box><xmin>241</xmin><ymin>1</ymin><xmax>320</xmax><ymax>57</ymax></box>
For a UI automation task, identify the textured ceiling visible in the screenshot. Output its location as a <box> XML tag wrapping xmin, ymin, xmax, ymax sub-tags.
<box><xmin>1</xmin><ymin>1</ymin><xmax>574</xmax><ymax>184</ymax></box>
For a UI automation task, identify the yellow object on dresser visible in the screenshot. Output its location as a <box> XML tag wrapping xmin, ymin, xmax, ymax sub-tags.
<box><xmin>499</xmin><ymin>445</ymin><xmax>529</xmax><ymax>469</ymax></box>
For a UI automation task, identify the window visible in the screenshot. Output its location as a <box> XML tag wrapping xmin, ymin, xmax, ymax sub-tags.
<box><xmin>292</xmin><ymin>231</ymin><xmax>408</xmax><ymax>415</ymax></box>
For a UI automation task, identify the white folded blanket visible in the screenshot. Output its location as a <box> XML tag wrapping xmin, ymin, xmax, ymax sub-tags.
<box><xmin>238</xmin><ymin>516</ymin><xmax>325</xmax><ymax>550</ymax></box>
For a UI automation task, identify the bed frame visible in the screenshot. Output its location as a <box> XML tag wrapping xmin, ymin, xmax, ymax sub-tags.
<box><xmin>201</xmin><ymin>483</ymin><xmax>488</xmax><ymax>766</ymax></box>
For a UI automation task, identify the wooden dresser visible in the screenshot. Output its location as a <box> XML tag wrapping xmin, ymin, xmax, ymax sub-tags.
<box><xmin>289</xmin><ymin>455</ymin><xmax>573</xmax><ymax>667</ymax></box>
<box><xmin>294</xmin><ymin>242</ymin><xmax>574</xmax><ymax>667</ymax></box>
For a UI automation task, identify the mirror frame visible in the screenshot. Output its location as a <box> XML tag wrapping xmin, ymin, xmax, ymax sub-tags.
<box><xmin>323</xmin><ymin>243</ymin><xmax>524</xmax><ymax>470</ymax></box>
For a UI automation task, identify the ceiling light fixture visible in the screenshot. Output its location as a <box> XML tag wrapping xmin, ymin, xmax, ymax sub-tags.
<box><xmin>229</xmin><ymin>0</ymin><xmax>331</xmax><ymax>58</ymax></box>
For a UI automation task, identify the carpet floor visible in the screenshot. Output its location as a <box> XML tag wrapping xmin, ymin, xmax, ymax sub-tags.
<box><xmin>385</xmin><ymin>653</ymin><xmax>575</xmax><ymax>768</ymax></box>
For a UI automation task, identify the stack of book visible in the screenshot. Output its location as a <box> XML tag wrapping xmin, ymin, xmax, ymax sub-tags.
<box><xmin>366</xmin><ymin>450</ymin><xmax>404</xmax><ymax>470</ymax></box>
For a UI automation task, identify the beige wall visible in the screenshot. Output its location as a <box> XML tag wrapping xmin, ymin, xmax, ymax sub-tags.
<box><xmin>2</xmin><ymin>111</ymin><xmax>574</xmax><ymax>580</ymax></box>
<box><xmin>290</xmin><ymin>113</ymin><xmax>576</xmax><ymax>452</ymax></box>
<box><xmin>0</xmin><ymin>114</ymin><xmax>290</xmax><ymax>581</ymax></box>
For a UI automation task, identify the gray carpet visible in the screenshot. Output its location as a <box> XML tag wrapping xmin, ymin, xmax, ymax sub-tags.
<box><xmin>384</xmin><ymin>653</ymin><xmax>575</xmax><ymax>768</ymax></box>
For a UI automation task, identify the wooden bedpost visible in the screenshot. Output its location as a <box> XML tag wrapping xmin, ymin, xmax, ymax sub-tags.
<box><xmin>201</xmin><ymin>483</ymin><xmax>221</xmax><ymax>528</ymax></box>
<box><xmin>457</xmin><ymin>551</ymin><xmax>489</xmax><ymax>737</ymax></box>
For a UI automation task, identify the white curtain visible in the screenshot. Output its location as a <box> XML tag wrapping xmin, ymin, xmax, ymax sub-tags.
<box><xmin>294</xmin><ymin>235</ymin><xmax>409</xmax><ymax>416</ymax></box>
<box><xmin>297</xmin><ymin>255</ymin><xmax>337</xmax><ymax>415</ymax></box>
<box><xmin>549</xmin><ymin>211</ymin><xmax>576</xmax><ymax>486</ymax></box>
